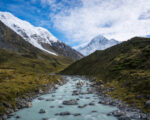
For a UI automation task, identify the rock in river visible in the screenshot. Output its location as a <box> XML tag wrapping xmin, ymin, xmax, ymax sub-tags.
<box><xmin>62</xmin><ymin>99</ymin><xmax>78</xmax><ymax>105</ymax></box>
<box><xmin>38</xmin><ymin>97</ymin><xmax>45</xmax><ymax>100</ymax></box>
<box><xmin>39</xmin><ymin>109</ymin><xmax>46</xmax><ymax>114</ymax></box>
<box><xmin>55</xmin><ymin>112</ymin><xmax>71</xmax><ymax>116</ymax></box>
<box><xmin>73</xmin><ymin>113</ymin><xmax>81</xmax><ymax>116</ymax></box>
<box><xmin>78</xmin><ymin>104</ymin><xmax>87</xmax><ymax>108</ymax></box>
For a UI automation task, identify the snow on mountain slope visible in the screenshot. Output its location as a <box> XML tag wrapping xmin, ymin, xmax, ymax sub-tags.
<box><xmin>0</xmin><ymin>11</ymin><xmax>58</xmax><ymax>55</ymax></box>
<box><xmin>77</xmin><ymin>35</ymin><xmax>120</xmax><ymax>56</ymax></box>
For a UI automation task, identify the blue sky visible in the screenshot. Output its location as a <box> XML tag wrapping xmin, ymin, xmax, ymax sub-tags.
<box><xmin>1</xmin><ymin>0</ymin><xmax>150</xmax><ymax>48</ymax></box>
<box><xmin>0</xmin><ymin>0</ymin><xmax>74</xmax><ymax>45</ymax></box>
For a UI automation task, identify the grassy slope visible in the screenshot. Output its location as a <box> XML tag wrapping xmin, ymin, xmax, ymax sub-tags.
<box><xmin>0</xmin><ymin>21</ymin><xmax>73</xmax><ymax>114</ymax></box>
<box><xmin>61</xmin><ymin>37</ymin><xmax>150</xmax><ymax>112</ymax></box>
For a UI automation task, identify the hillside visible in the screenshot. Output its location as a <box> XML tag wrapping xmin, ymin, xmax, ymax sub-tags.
<box><xmin>0</xmin><ymin>12</ymin><xmax>83</xmax><ymax>60</ymax></box>
<box><xmin>61</xmin><ymin>37</ymin><xmax>150</xmax><ymax>112</ymax></box>
<box><xmin>0</xmin><ymin>20</ymin><xmax>72</xmax><ymax>114</ymax></box>
<box><xmin>0</xmin><ymin>20</ymin><xmax>72</xmax><ymax>72</ymax></box>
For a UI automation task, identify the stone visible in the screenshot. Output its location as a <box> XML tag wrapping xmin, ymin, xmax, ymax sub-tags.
<box><xmin>3</xmin><ymin>103</ymin><xmax>12</xmax><ymax>108</ymax></box>
<box><xmin>85</xmin><ymin>97</ymin><xmax>90</xmax><ymax>99</ymax></box>
<box><xmin>39</xmin><ymin>109</ymin><xmax>46</xmax><ymax>114</ymax></box>
<box><xmin>87</xmin><ymin>88</ymin><xmax>94</xmax><ymax>94</ymax></box>
<box><xmin>27</xmin><ymin>102</ymin><xmax>32</xmax><ymax>108</ymax></box>
<box><xmin>131</xmin><ymin>113</ymin><xmax>141</xmax><ymax>119</ymax></box>
<box><xmin>118</xmin><ymin>116</ymin><xmax>131</xmax><ymax>120</ymax></box>
<box><xmin>76</xmin><ymin>82</ymin><xmax>84</xmax><ymax>88</ymax></box>
<box><xmin>42</xmin><ymin>118</ymin><xmax>49</xmax><ymax>120</ymax></box>
<box><xmin>63</xmin><ymin>99</ymin><xmax>78</xmax><ymax>105</ymax></box>
<box><xmin>72</xmin><ymin>90</ymin><xmax>79</xmax><ymax>95</ymax></box>
<box><xmin>73</xmin><ymin>113</ymin><xmax>81</xmax><ymax>116</ymax></box>
<box><xmin>46</xmin><ymin>98</ymin><xmax>54</xmax><ymax>101</ymax></box>
<box><xmin>89</xmin><ymin>102</ymin><xmax>95</xmax><ymax>106</ymax></box>
<box><xmin>107</xmin><ymin>110</ymin><xmax>126</xmax><ymax>117</ymax></box>
<box><xmin>49</xmin><ymin>106</ymin><xmax>55</xmax><ymax>108</ymax></box>
<box><xmin>8</xmin><ymin>113</ymin><xmax>15</xmax><ymax>117</ymax></box>
<box><xmin>55</xmin><ymin>112</ymin><xmax>71</xmax><ymax>116</ymax></box>
<box><xmin>58</xmin><ymin>106</ymin><xmax>64</xmax><ymax>108</ymax></box>
<box><xmin>38</xmin><ymin>97</ymin><xmax>45</xmax><ymax>100</ymax></box>
<box><xmin>16</xmin><ymin>115</ymin><xmax>20</xmax><ymax>119</ymax></box>
<box><xmin>2</xmin><ymin>114</ymin><xmax>7</xmax><ymax>120</ymax></box>
<box><xmin>38</xmin><ymin>89</ymin><xmax>43</xmax><ymax>94</ymax></box>
<box><xmin>145</xmin><ymin>100</ymin><xmax>150</xmax><ymax>108</ymax></box>
<box><xmin>6</xmin><ymin>108</ymin><xmax>14</xmax><ymax>114</ymax></box>
<box><xmin>54</xmin><ymin>84</ymin><xmax>59</xmax><ymax>89</ymax></box>
<box><xmin>78</xmin><ymin>104</ymin><xmax>87</xmax><ymax>108</ymax></box>
<box><xmin>91</xmin><ymin>110</ymin><xmax>97</xmax><ymax>113</ymax></box>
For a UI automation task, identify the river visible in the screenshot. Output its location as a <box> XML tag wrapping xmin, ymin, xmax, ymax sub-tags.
<box><xmin>8</xmin><ymin>76</ymin><xmax>118</xmax><ymax>120</ymax></box>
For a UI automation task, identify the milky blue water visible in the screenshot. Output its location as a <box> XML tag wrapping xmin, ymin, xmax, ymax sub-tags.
<box><xmin>8</xmin><ymin>76</ymin><xmax>117</xmax><ymax>120</ymax></box>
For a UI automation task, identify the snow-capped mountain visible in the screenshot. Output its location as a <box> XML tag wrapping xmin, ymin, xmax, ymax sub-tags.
<box><xmin>77</xmin><ymin>35</ymin><xmax>119</xmax><ymax>56</ymax></box>
<box><xmin>0</xmin><ymin>11</ymin><xmax>83</xmax><ymax>60</ymax></box>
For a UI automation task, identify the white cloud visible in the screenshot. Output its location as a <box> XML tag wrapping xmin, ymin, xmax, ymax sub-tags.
<box><xmin>48</xmin><ymin>0</ymin><xmax>150</xmax><ymax>46</ymax></box>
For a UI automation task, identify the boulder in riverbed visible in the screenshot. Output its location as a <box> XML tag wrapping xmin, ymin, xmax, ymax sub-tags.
<box><xmin>63</xmin><ymin>99</ymin><xmax>78</xmax><ymax>105</ymax></box>
<box><xmin>38</xmin><ymin>97</ymin><xmax>44</xmax><ymax>100</ymax></box>
<box><xmin>58</xmin><ymin>105</ymin><xmax>64</xmax><ymax>108</ymax></box>
<box><xmin>49</xmin><ymin>106</ymin><xmax>55</xmax><ymax>108</ymax></box>
<box><xmin>72</xmin><ymin>90</ymin><xmax>79</xmax><ymax>95</ymax></box>
<box><xmin>39</xmin><ymin>109</ymin><xmax>46</xmax><ymax>114</ymax></box>
<box><xmin>55</xmin><ymin>112</ymin><xmax>71</xmax><ymax>116</ymax></box>
<box><xmin>42</xmin><ymin>118</ymin><xmax>49</xmax><ymax>120</ymax></box>
<box><xmin>107</xmin><ymin>110</ymin><xmax>126</xmax><ymax>117</ymax></box>
<box><xmin>73</xmin><ymin>113</ymin><xmax>81</xmax><ymax>116</ymax></box>
<box><xmin>118</xmin><ymin>116</ymin><xmax>131</xmax><ymax>120</ymax></box>
<box><xmin>38</xmin><ymin>89</ymin><xmax>44</xmax><ymax>94</ymax></box>
<box><xmin>89</xmin><ymin>102</ymin><xmax>95</xmax><ymax>106</ymax></box>
<box><xmin>27</xmin><ymin>102</ymin><xmax>32</xmax><ymax>108</ymax></box>
<box><xmin>45</xmin><ymin>98</ymin><xmax>54</xmax><ymax>101</ymax></box>
<box><xmin>16</xmin><ymin>115</ymin><xmax>20</xmax><ymax>119</ymax></box>
<box><xmin>78</xmin><ymin>104</ymin><xmax>87</xmax><ymax>108</ymax></box>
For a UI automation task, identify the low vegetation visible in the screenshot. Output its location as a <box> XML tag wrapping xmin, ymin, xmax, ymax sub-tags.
<box><xmin>0</xmin><ymin>48</ymin><xmax>71</xmax><ymax>114</ymax></box>
<box><xmin>0</xmin><ymin>20</ymin><xmax>73</xmax><ymax>114</ymax></box>
<box><xmin>61</xmin><ymin>37</ymin><xmax>150</xmax><ymax>112</ymax></box>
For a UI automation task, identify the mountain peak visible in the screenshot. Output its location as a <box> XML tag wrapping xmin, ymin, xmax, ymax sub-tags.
<box><xmin>77</xmin><ymin>34</ymin><xmax>119</xmax><ymax>56</ymax></box>
<box><xmin>0</xmin><ymin>11</ymin><xmax>83</xmax><ymax>60</ymax></box>
<box><xmin>0</xmin><ymin>11</ymin><xmax>59</xmax><ymax>55</ymax></box>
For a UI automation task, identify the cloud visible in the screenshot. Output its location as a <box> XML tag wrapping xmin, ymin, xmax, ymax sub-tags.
<box><xmin>42</xmin><ymin>0</ymin><xmax>150</xmax><ymax>46</ymax></box>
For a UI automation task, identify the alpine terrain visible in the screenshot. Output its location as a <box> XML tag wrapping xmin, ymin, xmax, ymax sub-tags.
<box><xmin>61</xmin><ymin>37</ymin><xmax>150</xmax><ymax>113</ymax></box>
<box><xmin>0</xmin><ymin>12</ymin><xmax>83</xmax><ymax>60</ymax></box>
<box><xmin>0</xmin><ymin>12</ymin><xmax>82</xmax><ymax>116</ymax></box>
<box><xmin>77</xmin><ymin>35</ymin><xmax>119</xmax><ymax>56</ymax></box>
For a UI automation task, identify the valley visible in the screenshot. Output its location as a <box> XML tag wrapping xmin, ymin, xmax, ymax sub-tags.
<box><xmin>61</xmin><ymin>37</ymin><xmax>150</xmax><ymax>113</ymax></box>
<box><xmin>0</xmin><ymin>7</ymin><xmax>150</xmax><ymax>120</ymax></box>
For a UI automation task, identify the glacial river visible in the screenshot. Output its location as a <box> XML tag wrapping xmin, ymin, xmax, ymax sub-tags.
<box><xmin>8</xmin><ymin>76</ymin><xmax>118</xmax><ymax>120</ymax></box>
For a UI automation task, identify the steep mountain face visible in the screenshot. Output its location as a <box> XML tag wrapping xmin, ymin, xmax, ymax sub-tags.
<box><xmin>77</xmin><ymin>35</ymin><xmax>119</xmax><ymax>56</ymax></box>
<box><xmin>0</xmin><ymin>11</ymin><xmax>83</xmax><ymax>60</ymax></box>
<box><xmin>0</xmin><ymin>20</ymin><xmax>75</xmax><ymax>114</ymax></box>
<box><xmin>61</xmin><ymin>37</ymin><xmax>150</xmax><ymax>112</ymax></box>
<box><xmin>0</xmin><ymin>20</ymin><xmax>72</xmax><ymax>72</ymax></box>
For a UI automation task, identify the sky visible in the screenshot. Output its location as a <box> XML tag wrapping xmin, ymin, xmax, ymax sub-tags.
<box><xmin>1</xmin><ymin>0</ymin><xmax>150</xmax><ymax>48</ymax></box>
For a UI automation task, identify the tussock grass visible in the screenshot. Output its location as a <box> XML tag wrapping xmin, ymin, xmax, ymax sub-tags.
<box><xmin>61</xmin><ymin>37</ymin><xmax>150</xmax><ymax>112</ymax></box>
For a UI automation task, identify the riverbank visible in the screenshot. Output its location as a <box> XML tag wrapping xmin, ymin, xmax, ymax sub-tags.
<box><xmin>2</xmin><ymin>75</ymin><xmax>150</xmax><ymax>120</ymax></box>
<box><xmin>6</xmin><ymin>76</ymin><xmax>118</xmax><ymax>120</ymax></box>
<box><xmin>0</xmin><ymin>74</ymin><xmax>67</xmax><ymax>120</ymax></box>
<box><xmin>88</xmin><ymin>76</ymin><xmax>150</xmax><ymax>120</ymax></box>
